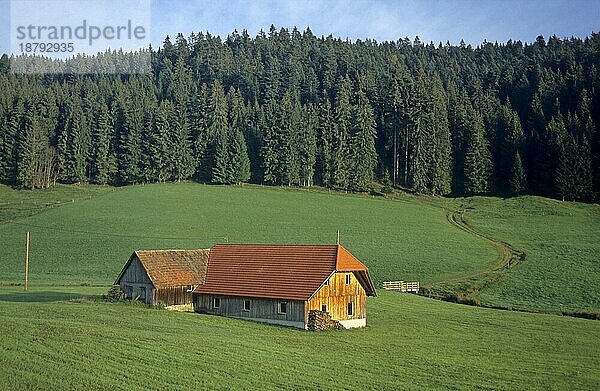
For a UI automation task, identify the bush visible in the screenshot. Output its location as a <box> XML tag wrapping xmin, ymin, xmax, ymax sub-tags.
<box><xmin>104</xmin><ymin>285</ymin><xmax>125</xmax><ymax>302</ymax></box>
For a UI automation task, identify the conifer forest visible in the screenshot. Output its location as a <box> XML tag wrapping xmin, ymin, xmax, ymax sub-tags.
<box><xmin>1</xmin><ymin>27</ymin><xmax>599</xmax><ymax>201</ymax></box>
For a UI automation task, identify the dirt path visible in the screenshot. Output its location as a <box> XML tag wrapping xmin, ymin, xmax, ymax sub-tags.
<box><xmin>419</xmin><ymin>208</ymin><xmax>525</xmax><ymax>304</ymax></box>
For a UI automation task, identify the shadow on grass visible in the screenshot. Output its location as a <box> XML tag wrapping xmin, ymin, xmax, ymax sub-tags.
<box><xmin>0</xmin><ymin>291</ymin><xmax>95</xmax><ymax>303</ymax></box>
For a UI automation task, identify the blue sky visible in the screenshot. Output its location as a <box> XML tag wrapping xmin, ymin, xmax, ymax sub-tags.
<box><xmin>1</xmin><ymin>0</ymin><xmax>599</xmax><ymax>56</ymax></box>
<box><xmin>149</xmin><ymin>0</ymin><xmax>599</xmax><ymax>46</ymax></box>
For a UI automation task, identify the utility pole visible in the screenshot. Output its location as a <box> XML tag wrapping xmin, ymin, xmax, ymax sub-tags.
<box><xmin>336</xmin><ymin>230</ymin><xmax>340</xmax><ymax>245</ymax></box>
<box><xmin>25</xmin><ymin>231</ymin><xmax>29</xmax><ymax>291</ymax></box>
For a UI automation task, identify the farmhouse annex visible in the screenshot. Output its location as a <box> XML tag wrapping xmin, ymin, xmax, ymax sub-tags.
<box><xmin>115</xmin><ymin>249</ymin><xmax>209</xmax><ymax>306</ymax></box>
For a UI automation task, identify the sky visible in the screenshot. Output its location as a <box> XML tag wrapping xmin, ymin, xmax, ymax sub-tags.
<box><xmin>148</xmin><ymin>0</ymin><xmax>600</xmax><ymax>46</ymax></box>
<box><xmin>1</xmin><ymin>0</ymin><xmax>599</xmax><ymax>56</ymax></box>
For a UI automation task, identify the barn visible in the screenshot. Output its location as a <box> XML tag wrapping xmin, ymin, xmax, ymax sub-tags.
<box><xmin>115</xmin><ymin>249</ymin><xmax>209</xmax><ymax>306</ymax></box>
<box><xmin>193</xmin><ymin>244</ymin><xmax>376</xmax><ymax>329</ymax></box>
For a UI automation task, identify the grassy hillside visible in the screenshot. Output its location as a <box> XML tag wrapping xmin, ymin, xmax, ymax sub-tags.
<box><xmin>0</xmin><ymin>286</ymin><xmax>598</xmax><ymax>390</ymax></box>
<box><xmin>455</xmin><ymin>196</ymin><xmax>600</xmax><ymax>313</ymax></box>
<box><xmin>1</xmin><ymin>182</ymin><xmax>599</xmax><ymax>313</ymax></box>
<box><xmin>1</xmin><ymin>184</ymin><xmax>599</xmax><ymax>389</ymax></box>
<box><xmin>0</xmin><ymin>183</ymin><xmax>495</xmax><ymax>286</ymax></box>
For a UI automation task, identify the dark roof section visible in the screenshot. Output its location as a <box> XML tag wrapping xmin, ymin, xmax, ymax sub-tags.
<box><xmin>195</xmin><ymin>244</ymin><xmax>376</xmax><ymax>300</ymax></box>
<box><xmin>115</xmin><ymin>249</ymin><xmax>210</xmax><ymax>289</ymax></box>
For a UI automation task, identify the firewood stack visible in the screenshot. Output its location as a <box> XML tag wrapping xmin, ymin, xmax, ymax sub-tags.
<box><xmin>307</xmin><ymin>310</ymin><xmax>344</xmax><ymax>331</ymax></box>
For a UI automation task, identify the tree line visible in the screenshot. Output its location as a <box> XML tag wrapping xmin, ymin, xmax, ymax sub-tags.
<box><xmin>1</xmin><ymin>27</ymin><xmax>598</xmax><ymax>201</ymax></box>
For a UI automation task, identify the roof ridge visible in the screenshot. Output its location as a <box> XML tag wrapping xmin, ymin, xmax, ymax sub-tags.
<box><xmin>137</xmin><ymin>249</ymin><xmax>210</xmax><ymax>252</ymax></box>
<box><xmin>214</xmin><ymin>243</ymin><xmax>338</xmax><ymax>247</ymax></box>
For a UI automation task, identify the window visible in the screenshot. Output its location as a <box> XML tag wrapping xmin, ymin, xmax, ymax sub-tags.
<box><xmin>243</xmin><ymin>299</ymin><xmax>251</xmax><ymax>311</ymax></box>
<box><xmin>278</xmin><ymin>301</ymin><xmax>288</xmax><ymax>314</ymax></box>
<box><xmin>213</xmin><ymin>297</ymin><xmax>220</xmax><ymax>308</ymax></box>
<box><xmin>345</xmin><ymin>274</ymin><xmax>351</xmax><ymax>284</ymax></box>
<box><xmin>125</xmin><ymin>285</ymin><xmax>133</xmax><ymax>298</ymax></box>
<box><xmin>321</xmin><ymin>304</ymin><xmax>327</xmax><ymax>313</ymax></box>
<box><xmin>347</xmin><ymin>302</ymin><xmax>354</xmax><ymax>317</ymax></box>
<box><xmin>139</xmin><ymin>286</ymin><xmax>146</xmax><ymax>301</ymax></box>
<box><xmin>324</xmin><ymin>278</ymin><xmax>329</xmax><ymax>286</ymax></box>
<box><xmin>187</xmin><ymin>285</ymin><xmax>194</xmax><ymax>292</ymax></box>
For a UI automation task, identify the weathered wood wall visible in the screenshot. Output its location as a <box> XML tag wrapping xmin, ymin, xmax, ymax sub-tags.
<box><xmin>155</xmin><ymin>286</ymin><xmax>194</xmax><ymax>306</ymax></box>
<box><xmin>118</xmin><ymin>257</ymin><xmax>154</xmax><ymax>305</ymax></box>
<box><xmin>194</xmin><ymin>294</ymin><xmax>305</xmax><ymax>325</ymax></box>
<box><xmin>307</xmin><ymin>272</ymin><xmax>366</xmax><ymax>320</ymax></box>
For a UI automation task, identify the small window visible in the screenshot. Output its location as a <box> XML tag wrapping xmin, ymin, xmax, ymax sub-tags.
<box><xmin>347</xmin><ymin>302</ymin><xmax>354</xmax><ymax>317</ymax></box>
<box><xmin>345</xmin><ymin>274</ymin><xmax>351</xmax><ymax>284</ymax></box>
<box><xmin>324</xmin><ymin>278</ymin><xmax>329</xmax><ymax>286</ymax></box>
<box><xmin>278</xmin><ymin>301</ymin><xmax>288</xmax><ymax>314</ymax></box>
<box><xmin>243</xmin><ymin>299</ymin><xmax>251</xmax><ymax>311</ymax></box>
<box><xmin>213</xmin><ymin>297</ymin><xmax>220</xmax><ymax>308</ymax></box>
<box><xmin>187</xmin><ymin>285</ymin><xmax>194</xmax><ymax>292</ymax></box>
<box><xmin>321</xmin><ymin>304</ymin><xmax>327</xmax><ymax>313</ymax></box>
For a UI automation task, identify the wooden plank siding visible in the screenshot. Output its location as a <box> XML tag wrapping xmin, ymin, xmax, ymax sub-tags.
<box><xmin>306</xmin><ymin>272</ymin><xmax>366</xmax><ymax>321</ymax></box>
<box><xmin>155</xmin><ymin>286</ymin><xmax>195</xmax><ymax>306</ymax></box>
<box><xmin>118</xmin><ymin>257</ymin><xmax>155</xmax><ymax>305</ymax></box>
<box><xmin>194</xmin><ymin>294</ymin><xmax>305</xmax><ymax>327</ymax></box>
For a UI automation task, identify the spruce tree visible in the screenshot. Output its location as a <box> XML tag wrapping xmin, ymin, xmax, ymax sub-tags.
<box><xmin>280</xmin><ymin>94</ymin><xmax>301</xmax><ymax>186</ymax></box>
<box><xmin>207</xmin><ymin>80</ymin><xmax>231</xmax><ymax>183</ymax></box>
<box><xmin>16</xmin><ymin>106</ymin><xmax>41</xmax><ymax>189</ymax></box>
<box><xmin>116</xmin><ymin>92</ymin><xmax>141</xmax><ymax>185</ymax></box>
<box><xmin>509</xmin><ymin>152</ymin><xmax>527</xmax><ymax>194</ymax></box>
<box><xmin>90</xmin><ymin>102</ymin><xmax>111</xmax><ymax>184</ymax></box>
<box><xmin>212</xmin><ymin>127</ymin><xmax>232</xmax><ymax>184</ymax></box>
<box><xmin>230</xmin><ymin>129</ymin><xmax>251</xmax><ymax>184</ymax></box>
<box><xmin>464</xmin><ymin>112</ymin><xmax>492</xmax><ymax>194</ymax></box>
<box><xmin>0</xmin><ymin>101</ymin><xmax>22</xmax><ymax>184</ymax></box>
<box><xmin>316</xmin><ymin>95</ymin><xmax>333</xmax><ymax>187</ymax></box>
<box><xmin>67</xmin><ymin>101</ymin><xmax>90</xmax><ymax>184</ymax></box>
<box><xmin>429</xmin><ymin>75</ymin><xmax>452</xmax><ymax>196</ymax></box>
<box><xmin>498</xmin><ymin>101</ymin><xmax>525</xmax><ymax>192</ymax></box>
<box><xmin>261</xmin><ymin>99</ymin><xmax>279</xmax><ymax>185</ymax></box>
<box><xmin>148</xmin><ymin>101</ymin><xmax>172</xmax><ymax>182</ymax></box>
<box><xmin>299</xmin><ymin>103</ymin><xmax>317</xmax><ymax>187</ymax></box>
<box><xmin>332</xmin><ymin>76</ymin><xmax>352</xmax><ymax>189</ymax></box>
<box><xmin>348</xmin><ymin>89</ymin><xmax>377</xmax><ymax>191</ymax></box>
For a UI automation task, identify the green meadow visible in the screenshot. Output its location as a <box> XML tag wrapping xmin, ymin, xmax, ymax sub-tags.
<box><xmin>0</xmin><ymin>287</ymin><xmax>598</xmax><ymax>390</ymax></box>
<box><xmin>1</xmin><ymin>183</ymin><xmax>599</xmax><ymax>389</ymax></box>
<box><xmin>0</xmin><ymin>183</ymin><xmax>495</xmax><ymax>287</ymax></box>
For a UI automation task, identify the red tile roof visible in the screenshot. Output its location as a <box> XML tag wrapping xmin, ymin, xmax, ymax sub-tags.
<box><xmin>195</xmin><ymin>244</ymin><xmax>376</xmax><ymax>300</ymax></box>
<box><xmin>116</xmin><ymin>250</ymin><xmax>210</xmax><ymax>289</ymax></box>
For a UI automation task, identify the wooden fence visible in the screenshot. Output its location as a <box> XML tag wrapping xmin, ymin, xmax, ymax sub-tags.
<box><xmin>382</xmin><ymin>281</ymin><xmax>420</xmax><ymax>293</ymax></box>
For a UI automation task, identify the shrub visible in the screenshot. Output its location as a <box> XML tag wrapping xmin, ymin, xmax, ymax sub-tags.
<box><xmin>104</xmin><ymin>285</ymin><xmax>125</xmax><ymax>302</ymax></box>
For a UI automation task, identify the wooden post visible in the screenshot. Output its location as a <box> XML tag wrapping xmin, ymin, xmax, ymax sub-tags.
<box><xmin>25</xmin><ymin>231</ymin><xmax>30</xmax><ymax>291</ymax></box>
<box><xmin>336</xmin><ymin>230</ymin><xmax>340</xmax><ymax>245</ymax></box>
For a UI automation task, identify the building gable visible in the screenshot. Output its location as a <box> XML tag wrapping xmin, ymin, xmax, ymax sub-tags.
<box><xmin>116</xmin><ymin>255</ymin><xmax>153</xmax><ymax>286</ymax></box>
